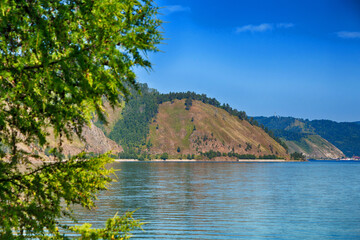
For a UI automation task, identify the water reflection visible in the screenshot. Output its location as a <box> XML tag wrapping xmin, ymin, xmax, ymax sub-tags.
<box><xmin>68</xmin><ymin>162</ymin><xmax>360</xmax><ymax>239</ymax></box>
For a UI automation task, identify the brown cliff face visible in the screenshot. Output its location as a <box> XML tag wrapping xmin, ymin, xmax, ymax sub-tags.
<box><xmin>148</xmin><ymin>100</ymin><xmax>289</xmax><ymax>159</ymax></box>
<box><xmin>93</xmin><ymin>101</ymin><xmax>124</xmax><ymax>135</ymax></box>
<box><xmin>62</xmin><ymin>122</ymin><xmax>122</xmax><ymax>156</ymax></box>
<box><xmin>46</xmin><ymin>122</ymin><xmax>122</xmax><ymax>157</ymax></box>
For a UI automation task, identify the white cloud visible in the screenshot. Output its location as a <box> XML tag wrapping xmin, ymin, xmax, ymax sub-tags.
<box><xmin>236</xmin><ymin>22</ymin><xmax>294</xmax><ymax>33</ymax></box>
<box><xmin>336</xmin><ymin>31</ymin><xmax>360</xmax><ymax>39</ymax></box>
<box><xmin>163</xmin><ymin>5</ymin><xmax>191</xmax><ymax>15</ymax></box>
<box><xmin>236</xmin><ymin>23</ymin><xmax>273</xmax><ymax>33</ymax></box>
<box><xmin>276</xmin><ymin>23</ymin><xmax>295</xmax><ymax>29</ymax></box>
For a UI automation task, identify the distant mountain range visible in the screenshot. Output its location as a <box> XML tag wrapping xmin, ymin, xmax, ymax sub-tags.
<box><xmin>254</xmin><ymin>116</ymin><xmax>360</xmax><ymax>158</ymax></box>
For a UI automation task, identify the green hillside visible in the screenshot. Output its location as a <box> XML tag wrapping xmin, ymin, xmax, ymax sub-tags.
<box><xmin>283</xmin><ymin>134</ymin><xmax>344</xmax><ymax>159</ymax></box>
<box><xmin>108</xmin><ymin>85</ymin><xmax>159</xmax><ymax>151</ymax></box>
<box><xmin>101</xmin><ymin>84</ymin><xmax>289</xmax><ymax>160</ymax></box>
<box><xmin>92</xmin><ymin>85</ymin><xmax>356</xmax><ymax>160</ymax></box>
<box><xmin>254</xmin><ymin>116</ymin><xmax>360</xmax><ymax>158</ymax></box>
<box><xmin>310</xmin><ymin>120</ymin><xmax>360</xmax><ymax>157</ymax></box>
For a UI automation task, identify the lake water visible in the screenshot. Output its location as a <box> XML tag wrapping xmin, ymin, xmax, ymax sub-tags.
<box><xmin>68</xmin><ymin>161</ymin><xmax>360</xmax><ymax>239</ymax></box>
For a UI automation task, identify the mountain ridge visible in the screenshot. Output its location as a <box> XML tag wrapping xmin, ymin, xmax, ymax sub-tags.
<box><xmin>254</xmin><ymin>116</ymin><xmax>360</xmax><ymax>157</ymax></box>
<box><xmin>54</xmin><ymin>84</ymin><xmax>357</xmax><ymax>160</ymax></box>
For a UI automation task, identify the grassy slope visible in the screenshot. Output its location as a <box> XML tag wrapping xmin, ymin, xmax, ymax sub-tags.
<box><xmin>255</xmin><ymin>116</ymin><xmax>345</xmax><ymax>159</ymax></box>
<box><xmin>310</xmin><ymin>120</ymin><xmax>360</xmax><ymax>157</ymax></box>
<box><xmin>148</xmin><ymin>100</ymin><xmax>289</xmax><ymax>159</ymax></box>
<box><xmin>285</xmin><ymin>135</ymin><xmax>344</xmax><ymax>159</ymax></box>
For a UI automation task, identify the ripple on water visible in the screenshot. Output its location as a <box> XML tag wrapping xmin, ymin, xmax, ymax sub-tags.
<box><xmin>66</xmin><ymin>162</ymin><xmax>360</xmax><ymax>239</ymax></box>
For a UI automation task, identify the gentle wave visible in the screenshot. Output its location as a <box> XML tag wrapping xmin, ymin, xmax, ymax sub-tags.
<box><xmin>65</xmin><ymin>162</ymin><xmax>360</xmax><ymax>239</ymax></box>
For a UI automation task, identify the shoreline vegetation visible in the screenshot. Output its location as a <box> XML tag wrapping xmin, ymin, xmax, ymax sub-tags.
<box><xmin>113</xmin><ymin>159</ymin><xmax>288</xmax><ymax>162</ymax></box>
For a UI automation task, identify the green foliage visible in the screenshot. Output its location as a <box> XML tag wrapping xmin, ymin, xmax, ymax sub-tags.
<box><xmin>160</xmin><ymin>152</ymin><xmax>168</xmax><ymax>160</ymax></box>
<box><xmin>0</xmin><ymin>0</ymin><xmax>161</xmax><ymax>238</ymax></box>
<box><xmin>249</xmin><ymin>117</ymin><xmax>259</xmax><ymax>127</ymax></box>
<box><xmin>109</xmin><ymin>84</ymin><xmax>159</xmax><ymax>151</ymax></box>
<box><xmin>272</xmin><ymin>129</ymin><xmax>309</xmax><ymax>142</ymax></box>
<box><xmin>117</xmin><ymin>148</ymin><xmax>149</xmax><ymax>160</ymax></box>
<box><xmin>200</xmin><ymin>151</ymin><xmax>281</xmax><ymax>160</ymax></box>
<box><xmin>106</xmin><ymin>89</ymin><xmax>288</xmax><ymax>157</ymax></box>
<box><xmin>232</xmin><ymin>154</ymin><xmax>256</xmax><ymax>159</ymax></box>
<box><xmin>201</xmin><ymin>150</ymin><xmax>221</xmax><ymax>159</ymax></box>
<box><xmin>245</xmin><ymin>142</ymin><xmax>252</xmax><ymax>151</ymax></box>
<box><xmin>157</xmin><ymin>91</ymin><xmax>248</xmax><ymax>120</ymax></box>
<box><xmin>69</xmin><ymin>211</ymin><xmax>143</xmax><ymax>240</ymax></box>
<box><xmin>138</xmin><ymin>153</ymin><xmax>146</xmax><ymax>161</ymax></box>
<box><xmin>0</xmin><ymin>153</ymin><xmax>116</xmax><ymax>238</ymax></box>
<box><xmin>290</xmin><ymin>152</ymin><xmax>306</xmax><ymax>160</ymax></box>
<box><xmin>105</xmin><ymin>87</ymin><xmax>289</xmax><ymax>157</ymax></box>
<box><xmin>255</xmin><ymin>116</ymin><xmax>360</xmax><ymax>157</ymax></box>
<box><xmin>310</xmin><ymin>120</ymin><xmax>360</xmax><ymax>157</ymax></box>
<box><xmin>200</xmin><ymin>150</ymin><xmax>262</xmax><ymax>160</ymax></box>
<box><xmin>259</xmin><ymin>154</ymin><xmax>279</xmax><ymax>159</ymax></box>
<box><xmin>184</xmin><ymin>98</ymin><xmax>192</xmax><ymax>110</ymax></box>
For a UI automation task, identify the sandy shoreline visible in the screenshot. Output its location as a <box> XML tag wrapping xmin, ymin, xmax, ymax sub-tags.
<box><xmin>114</xmin><ymin>159</ymin><xmax>287</xmax><ymax>163</ymax></box>
<box><xmin>39</xmin><ymin>159</ymin><xmax>289</xmax><ymax>164</ymax></box>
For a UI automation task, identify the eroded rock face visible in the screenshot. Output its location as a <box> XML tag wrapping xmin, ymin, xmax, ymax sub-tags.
<box><xmin>304</xmin><ymin>137</ymin><xmax>344</xmax><ymax>159</ymax></box>
<box><xmin>61</xmin><ymin>122</ymin><xmax>123</xmax><ymax>156</ymax></box>
<box><xmin>13</xmin><ymin>121</ymin><xmax>122</xmax><ymax>162</ymax></box>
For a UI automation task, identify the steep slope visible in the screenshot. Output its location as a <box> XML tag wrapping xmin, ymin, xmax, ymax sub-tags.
<box><xmin>46</xmin><ymin>122</ymin><xmax>123</xmax><ymax>157</ymax></box>
<box><xmin>254</xmin><ymin>116</ymin><xmax>346</xmax><ymax>158</ymax></box>
<box><xmin>108</xmin><ymin>85</ymin><xmax>159</xmax><ymax>151</ymax></box>
<box><xmin>64</xmin><ymin>122</ymin><xmax>123</xmax><ymax>155</ymax></box>
<box><xmin>284</xmin><ymin>135</ymin><xmax>344</xmax><ymax>159</ymax></box>
<box><xmin>148</xmin><ymin>100</ymin><xmax>289</xmax><ymax>159</ymax></box>
<box><xmin>310</xmin><ymin>120</ymin><xmax>360</xmax><ymax>157</ymax></box>
<box><xmin>93</xmin><ymin>101</ymin><xmax>124</xmax><ymax>135</ymax></box>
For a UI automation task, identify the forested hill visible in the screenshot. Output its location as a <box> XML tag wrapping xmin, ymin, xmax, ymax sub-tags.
<box><xmin>96</xmin><ymin>84</ymin><xmax>289</xmax><ymax>160</ymax></box>
<box><xmin>91</xmin><ymin>84</ymin><xmax>355</xmax><ymax>160</ymax></box>
<box><xmin>254</xmin><ymin>116</ymin><xmax>360</xmax><ymax>157</ymax></box>
<box><xmin>310</xmin><ymin>120</ymin><xmax>360</xmax><ymax>157</ymax></box>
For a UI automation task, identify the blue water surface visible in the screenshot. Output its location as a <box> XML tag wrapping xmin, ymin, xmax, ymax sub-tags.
<box><xmin>67</xmin><ymin>161</ymin><xmax>360</xmax><ymax>239</ymax></box>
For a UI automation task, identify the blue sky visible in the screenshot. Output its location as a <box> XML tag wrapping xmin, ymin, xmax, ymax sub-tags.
<box><xmin>137</xmin><ymin>0</ymin><xmax>360</xmax><ymax>122</ymax></box>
